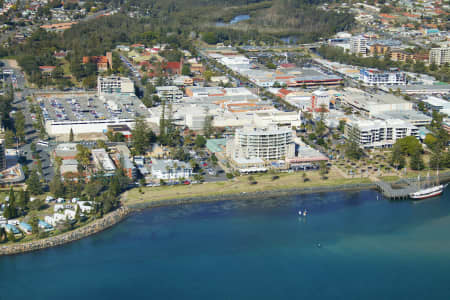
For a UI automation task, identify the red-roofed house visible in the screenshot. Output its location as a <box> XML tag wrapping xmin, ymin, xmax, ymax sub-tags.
<box><xmin>39</xmin><ymin>66</ymin><xmax>56</xmax><ymax>76</ymax></box>
<box><xmin>131</xmin><ymin>43</ymin><xmax>145</xmax><ymax>49</ymax></box>
<box><xmin>277</xmin><ymin>88</ymin><xmax>293</xmax><ymax>99</ymax></box>
<box><xmin>379</xmin><ymin>13</ymin><xmax>397</xmax><ymax>19</ymax></box>
<box><xmin>144</xmin><ymin>60</ymin><xmax>183</xmax><ymax>77</ymax></box>
<box><xmin>165</xmin><ymin>61</ymin><xmax>182</xmax><ymax>75</ymax></box>
<box><xmin>82</xmin><ymin>52</ymin><xmax>112</xmax><ymax>72</ymax></box>
<box><xmin>279</xmin><ymin>63</ymin><xmax>296</xmax><ymax>69</ymax></box>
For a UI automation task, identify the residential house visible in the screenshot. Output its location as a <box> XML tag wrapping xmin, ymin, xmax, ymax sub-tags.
<box><xmin>82</xmin><ymin>52</ymin><xmax>113</xmax><ymax>72</ymax></box>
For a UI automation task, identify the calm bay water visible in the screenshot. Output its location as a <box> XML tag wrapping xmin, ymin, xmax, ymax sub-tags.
<box><xmin>2</xmin><ymin>189</ymin><xmax>450</xmax><ymax>299</ymax></box>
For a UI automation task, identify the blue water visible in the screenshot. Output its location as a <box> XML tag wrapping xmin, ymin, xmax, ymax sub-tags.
<box><xmin>216</xmin><ymin>14</ymin><xmax>250</xmax><ymax>27</ymax></box>
<box><xmin>281</xmin><ymin>36</ymin><xmax>298</xmax><ymax>44</ymax></box>
<box><xmin>2</xmin><ymin>189</ymin><xmax>450</xmax><ymax>299</ymax></box>
<box><xmin>230</xmin><ymin>14</ymin><xmax>250</xmax><ymax>24</ymax></box>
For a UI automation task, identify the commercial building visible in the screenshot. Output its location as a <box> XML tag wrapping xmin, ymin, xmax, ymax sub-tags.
<box><xmin>350</xmin><ymin>36</ymin><xmax>368</xmax><ymax>55</ymax></box>
<box><xmin>429</xmin><ymin>47</ymin><xmax>450</xmax><ymax>66</ymax></box>
<box><xmin>311</xmin><ymin>90</ymin><xmax>330</xmax><ymax>111</ymax></box>
<box><xmin>252</xmin><ymin>111</ymin><xmax>302</xmax><ymax>128</ymax></box>
<box><xmin>285</xmin><ymin>69</ymin><xmax>343</xmax><ymax>88</ymax></box>
<box><xmin>227</xmin><ymin>126</ymin><xmax>295</xmax><ymax>162</ymax></box>
<box><xmin>40</xmin><ymin>93</ymin><xmax>150</xmax><ymax>137</ymax></box>
<box><xmin>97</xmin><ymin>76</ymin><xmax>135</xmax><ymax>95</ymax></box>
<box><xmin>344</xmin><ymin>119</ymin><xmax>419</xmax><ymax>149</ymax></box>
<box><xmin>374</xmin><ymin>110</ymin><xmax>432</xmax><ymax>127</ymax></box>
<box><xmin>53</xmin><ymin>143</ymin><xmax>78</xmax><ymax>160</ymax></box>
<box><xmin>359</xmin><ymin>68</ymin><xmax>406</xmax><ymax>86</ymax></box>
<box><xmin>420</xmin><ymin>96</ymin><xmax>450</xmax><ymax>112</ymax></box>
<box><xmin>151</xmin><ymin>159</ymin><xmax>193</xmax><ymax>180</ymax></box>
<box><xmin>388</xmin><ymin>84</ymin><xmax>450</xmax><ymax>95</ymax></box>
<box><xmin>156</xmin><ymin>86</ymin><xmax>183</xmax><ymax>103</ymax></box>
<box><xmin>91</xmin><ymin>149</ymin><xmax>116</xmax><ymax>173</ymax></box>
<box><xmin>341</xmin><ymin>88</ymin><xmax>412</xmax><ymax>115</ymax></box>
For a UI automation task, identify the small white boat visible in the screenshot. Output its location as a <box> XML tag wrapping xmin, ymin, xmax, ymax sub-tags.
<box><xmin>298</xmin><ymin>210</ymin><xmax>302</xmax><ymax>216</ymax></box>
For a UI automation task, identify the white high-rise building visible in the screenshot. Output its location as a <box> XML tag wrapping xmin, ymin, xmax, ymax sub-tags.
<box><xmin>227</xmin><ymin>126</ymin><xmax>295</xmax><ymax>162</ymax></box>
<box><xmin>429</xmin><ymin>47</ymin><xmax>450</xmax><ymax>66</ymax></box>
<box><xmin>350</xmin><ymin>36</ymin><xmax>367</xmax><ymax>55</ymax></box>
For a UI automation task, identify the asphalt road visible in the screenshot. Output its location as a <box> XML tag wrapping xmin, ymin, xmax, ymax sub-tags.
<box><xmin>3</xmin><ymin>60</ymin><xmax>55</xmax><ymax>182</ymax></box>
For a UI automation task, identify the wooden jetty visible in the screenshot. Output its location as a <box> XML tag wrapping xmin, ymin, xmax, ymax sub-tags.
<box><xmin>375</xmin><ymin>179</ymin><xmax>419</xmax><ymax>199</ymax></box>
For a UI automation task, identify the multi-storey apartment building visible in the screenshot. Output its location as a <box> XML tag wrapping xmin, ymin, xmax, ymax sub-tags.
<box><xmin>350</xmin><ymin>36</ymin><xmax>368</xmax><ymax>55</ymax></box>
<box><xmin>359</xmin><ymin>68</ymin><xmax>406</xmax><ymax>86</ymax></box>
<box><xmin>227</xmin><ymin>126</ymin><xmax>295</xmax><ymax>162</ymax></box>
<box><xmin>344</xmin><ymin>119</ymin><xmax>419</xmax><ymax>149</ymax></box>
<box><xmin>429</xmin><ymin>47</ymin><xmax>450</xmax><ymax>66</ymax></box>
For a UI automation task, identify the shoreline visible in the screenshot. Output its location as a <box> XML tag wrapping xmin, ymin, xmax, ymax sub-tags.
<box><xmin>0</xmin><ymin>182</ymin><xmax>375</xmax><ymax>256</ymax></box>
<box><xmin>125</xmin><ymin>182</ymin><xmax>378</xmax><ymax>211</ymax></box>
<box><xmin>0</xmin><ymin>207</ymin><xmax>130</xmax><ymax>256</ymax></box>
<box><xmin>3</xmin><ymin>173</ymin><xmax>450</xmax><ymax>256</ymax></box>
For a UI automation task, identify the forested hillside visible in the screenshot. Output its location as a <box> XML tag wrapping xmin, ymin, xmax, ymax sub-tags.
<box><xmin>1</xmin><ymin>0</ymin><xmax>354</xmax><ymax>86</ymax></box>
<box><xmin>112</xmin><ymin>0</ymin><xmax>354</xmax><ymax>42</ymax></box>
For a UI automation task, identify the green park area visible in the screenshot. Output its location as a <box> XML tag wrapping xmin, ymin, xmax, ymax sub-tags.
<box><xmin>123</xmin><ymin>169</ymin><xmax>373</xmax><ymax>205</ymax></box>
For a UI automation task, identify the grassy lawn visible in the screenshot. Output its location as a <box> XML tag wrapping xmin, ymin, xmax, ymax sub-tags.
<box><xmin>378</xmin><ymin>176</ymin><xmax>401</xmax><ymax>182</ymax></box>
<box><xmin>61</xmin><ymin>59</ymin><xmax>79</xmax><ymax>86</ymax></box>
<box><xmin>123</xmin><ymin>169</ymin><xmax>372</xmax><ymax>205</ymax></box>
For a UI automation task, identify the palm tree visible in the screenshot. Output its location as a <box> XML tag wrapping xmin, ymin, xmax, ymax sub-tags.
<box><xmin>165</xmin><ymin>165</ymin><xmax>171</xmax><ymax>182</ymax></box>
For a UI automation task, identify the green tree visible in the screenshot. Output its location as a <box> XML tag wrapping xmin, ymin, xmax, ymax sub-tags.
<box><xmin>410</xmin><ymin>150</ymin><xmax>425</xmax><ymax>170</ymax></box>
<box><xmin>14</xmin><ymin>110</ymin><xmax>26</xmax><ymax>143</ymax></box>
<box><xmin>424</xmin><ymin>133</ymin><xmax>438</xmax><ymax>149</ymax></box>
<box><xmin>211</xmin><ymin>153</ymin><xmax>218</xmax><ymax>166</ymax></box>
<box><xmin>131</xmin><ymin>117</ymin><xmax>151</xmax><ymax>155</ymax></box>
<box><xmin>69</xmin><ymin>128</ymin><xmax>74</xmax><ymax>142</ymax></box>
<box><xmin>110</xmin><ymin>176</ymin><xmax>121</xmax><ymax>197</ymax></box>
<box><xmin>16</xmin><ymin>190</ymin><xmax>29</xmax><ymax>212</ymax></box>
<box><xmin>345</xmin><ymin>126</ymin><xmax>363</xmax><ymax>160</ymax></box>
<box><xmin>390</xmin><ymin>145</ymin><xmax>406</xmax><ymax>170</ymax></box>
<box><xmin>30</xmin><ymin>213</ymin><xmax>39</xmax><ymax>234</ymax></box>
<box><xmin>76</xmin><ymin>144</ymin><xmax>91</xmax><ymax>171</ymax></box>
<box><xmin>431</xmin><ymin>111</ymin><xmax>444</xmax><ymax>129</ymax></box>
<box><xmin>202</xmin><ymin>32</ymin><xmax>218</xmax><ymax>44</ymax></box>
<box><xmin>75</xmin><ymin>204</ymin><xmax>81</xmax><ymax>222</ymax></box>
<box><xmin>203</xmin><ymin>115</ymin><xmax>214</xmax><ymax>138</ymax></box>
<box><xmin>394</xmin><ymin>136</ymin><xmax>422</xmax><ymax>156</ymax></box>
<box><xmin>181</xmin><ymin>64</ymin><xmax>191</xmax><ymax>76</ymax></box>
<box><xmin>27</xmin><ymin>169</ymin><xmax>43</xmax><ymax>195</ymax></box>
<box><xmin>319</xmin><ymin>161</ymin><xmax>328</xmax><ymax>179</ymax></box>
<box><xmin>429</xmin><ymin>151</ymin><xmax>444</xmax><ymax>170</ymax></box>
<box><xmin>6</xmin><ymin>231</ymin><xmax>16</xmax><ymax>243</ymax></box>
<box><xmin>4</xmin><ymin>129</ymin><xmax>15</xmax><ymax>148</ymax></box>
<box><xmin>195</xmin><ymin>135</ymin><xmax>207</xmax><ymax>148</ymax></box>
<box><xmin>4</xmin><ymin>188</ymin><xmax>18</xmax><ymax>219</ymax></box>
<box><xmin>50</xmin><ymin>168</ymin><xmax>65</xmax><ymax>198</ymax></box>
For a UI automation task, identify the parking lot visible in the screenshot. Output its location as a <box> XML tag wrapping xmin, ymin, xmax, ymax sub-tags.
<box><xmin>36</xmin><ymin>93</ymin><xmax>150</xmax><ymax>123</ymax></box>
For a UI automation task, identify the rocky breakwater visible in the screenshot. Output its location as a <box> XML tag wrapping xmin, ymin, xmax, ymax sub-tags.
<box><xmin>0</xmin><ymin>207</ymin><xmax>130</xmax><ymax>256</ymax></box>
